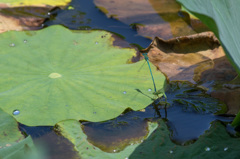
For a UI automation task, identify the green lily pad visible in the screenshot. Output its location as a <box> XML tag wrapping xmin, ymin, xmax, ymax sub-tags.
<box><xmin>55</xmin><ymin>119</ymin><xmax>158</xmax><ymax>159</ymax></box>
<box><xmin>0</xmin><ymin>25</ymin><xmax>165</xmax><ymax>126</ymax></box>
<box><xmin>0</xmin><ymin>0</ymin><xmax>71</xmax><ymax>7</ymax></box>
<box><xmin>0</xmin><ymin>108</ymin><xmax>39</xmax><ymax>159</ymax></box>
<box><xmin>129</xmin><ymin>120</ymin><xmax>240</xmax><ymax>159</ymax></box>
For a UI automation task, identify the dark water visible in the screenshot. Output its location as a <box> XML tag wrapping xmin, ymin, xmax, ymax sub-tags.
<box><xmin>18</xmin><ymin>0</ymin><xmax>236</xmax><ymax>158</ymax></box>
<box><xmin>19</xmin><ymin>82</ymin><xmax>234</xmax><ymax>156</ymax></box>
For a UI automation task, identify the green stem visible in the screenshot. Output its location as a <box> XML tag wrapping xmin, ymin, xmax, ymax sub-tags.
<box><xmin>142</xmin><ymin>53</ymin><xmax>157</xmax><ymax>92</ymax></box>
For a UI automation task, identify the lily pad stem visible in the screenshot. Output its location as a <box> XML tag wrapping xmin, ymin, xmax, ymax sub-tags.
<box><xmin>142</xmin><ymin>53</ymin><xmax>157</xmax><ymax>92</ymax></box>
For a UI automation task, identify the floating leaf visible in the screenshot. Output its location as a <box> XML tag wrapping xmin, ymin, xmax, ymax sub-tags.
<box><xmin>55</xmin><ymin>119</ymin><xmax>158</xmax><ymax>159</ymax></box>
<box><xmin>0</xmin><ymin>25</ymin><xmax>165</xmax><ymax>126</ymax></box>
<box><xmin>141</xmin><ymin>32</ymin><xmax>237</xmax><ymax>84</ymax></box>
<box><xmin>0</xmin><ymin>7</ymin><xmax>49</xmax><ymax>33</ymax></box>
<box><xmin>0</xmin><ymin>0</ymin><xmax>71</xmax><ymax>7</ymax></box>
<box><xmin>94</xmin><ymin>0</ymin><xmax>196</xmax><ymax>40</ymax></box>
<box><xmin>130</xmin><ymin>120</ymin><xmax>240</xmax><ymax>159</ymax></box>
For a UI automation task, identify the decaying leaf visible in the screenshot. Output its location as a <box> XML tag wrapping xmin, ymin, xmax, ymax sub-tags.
<box><xmin>141</xmin><ymin>32</ymin><xmax>236</xmax><ymax>83</ymax></box>
<box><xmin>0</xmin><ymin>7</ymin><xmax>49</xmax><ymax>33</ymax></box>
<box><xmin>94</xmin><ymin>0</ymin><xmax>198</xmax><ymax>40</ymax></box>
<box><xmin>55</xmin><ymin>119</ymin><xmax>158</xmax><ymax>159</ymax></box>
<box><xmin>0</xmin><ymin>0</ymin><xmax>70</xmax><ymax>33</ymax></box>
<box><xmin>141</xmin><ymin>32</ymin><xmax>238</xmax><ymax>115</ymax></box>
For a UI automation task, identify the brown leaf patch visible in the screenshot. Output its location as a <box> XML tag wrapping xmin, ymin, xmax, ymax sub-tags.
<box><xmin>94</xmin><ymin>0</ymin><xmax>199</xmax><ymax>40</ymax></box>
<box><xmin>0</xmin><ymin>6</ymin><xmax>51</xmax><ymax>33</ymax></box>
<box><xmin>141</xmin><ymin>32</ymin><xmax>239</xmax><ymax>114</ymax></box>
<box><xmin>141</xmin><ymin>32</ymin><xmax>230</xmax><ymax>83</ymax></box>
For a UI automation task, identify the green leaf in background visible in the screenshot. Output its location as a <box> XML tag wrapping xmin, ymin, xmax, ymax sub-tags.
<box><xmin>0</xmin><ymin>108</ymin><xmax>40</xmax><ymax>159</ymax></box>
<box><xmin>55</xmin><ymin>119</ymin><xmax>158</xmax><ymax>159</ymax></box>
<box><xmin>176</xmin><ymin>0</ymin><xmax>240</xmax><ymax>126</ymax></box>
<box><xmin>0</xmin><ymin>0</ymin><xmax>71</xmax><ymax>7</ymax></box>
<box><xmin>129</xmin><ymin>120</ymin><xmax>240</xmax><ymax>159</ymax></box>
<box><xmin>0</xmin><ymin>25</ymin><xmax>165</xmax><ymax>126</ymax></box>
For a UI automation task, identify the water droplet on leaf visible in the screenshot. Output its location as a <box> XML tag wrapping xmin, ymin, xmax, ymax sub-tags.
<box><xmin>224</xmin><ymin>147</ymin><xmax>228</xmax><ymax>151</ymax></box>
<box><xmin>9</xmin><ymin>43</ymin><xmax>15</xmax><ymax>47</ymax></box>
<box><xmin>205</xmin><ymin>147</ymin><xmax>211</xmax><ymax>151</ymax></box>
<box><xmin>13</xmin><ymin>110</ymin><xmax>20</xmax><ymax>115</ymax></box>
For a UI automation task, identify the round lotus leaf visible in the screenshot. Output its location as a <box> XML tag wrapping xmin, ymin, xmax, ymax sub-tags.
<box><xmin>0</xmin><ymin>0</ymin><xmax>71</xmax><ymax>7</ymax></box>
<box><xmin>0</xmin><ymin>25</ymin><xmax>165</xmax><ymax>126</ymax></box>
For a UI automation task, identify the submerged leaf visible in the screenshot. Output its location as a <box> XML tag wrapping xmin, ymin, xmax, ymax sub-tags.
<box><xmin>55</xmin><ymin>119</ymin><xmax>158</xmax><ymax>159</ymax></box>
<box><xmin>0</xmin><ymin>25</ymin><xmax>165</xmax><ymax>126</ymax></box>
<box><xmin>160</xmin><ymin>82</ymin><xmax>226</xmax><ymax>114</ymax></box>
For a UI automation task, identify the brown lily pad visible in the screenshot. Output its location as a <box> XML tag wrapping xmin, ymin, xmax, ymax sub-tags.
<box><xmin>0</xmin><ymin>6</ymin><xmax>49</xmax><ymax>33</ymax></box>
<box><xmin>141</xmin><ymin>31</ymin><xmax>229</xmax><ymax>83</ymax></box>
<box><xmin>142</xmin><ymin>32</ymin><xmax>239</xmax><ymax>114</ymax></box>
<box><xmin>0</xmin><ymin>0</ymin><xmax>70</xmax><ymax>33</ymax></box>
<box><xmin>94</xmin><ymin>0</ymin><xmax>198</xmax><ymax>40</ymax></box>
